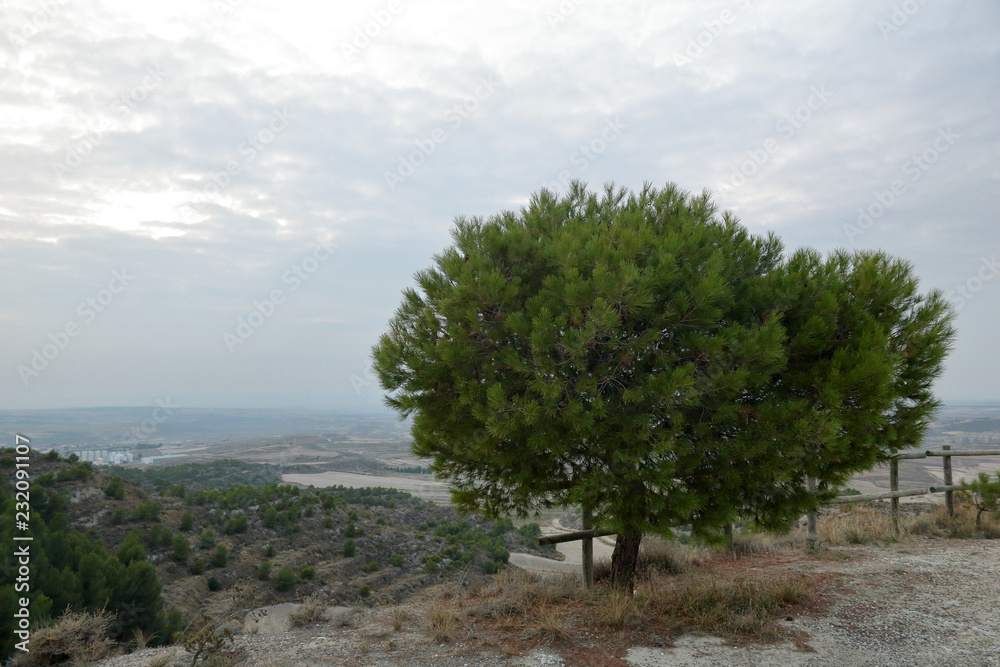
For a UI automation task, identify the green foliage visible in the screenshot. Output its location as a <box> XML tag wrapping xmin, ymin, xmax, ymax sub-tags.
<box><xmin>44</xmin><ymin>449</ymin><xmax>61</xmax><ymax>461</ymax></box>
<box><xmin>189</xmin><ymin>558</ymin><xmax>207</xmax><ymax>575</ymax></box>
<box><xmin>389</xmin><ymin>554</ymin><xmax>404</xmax><ymax>567</ymax></box>
<box><xmin>55</xmin><ymin>462</ymin><xmax>94</xmax><ymax>483</ymax></box>
<box><xmin>322</xmin><ymin>517</ymin><xmax>334</xmax><ymax>529</ymax></box>
<box><xmin>171</xmin><ymin>535</ymin><xmax>190</xmax><ymax>563</ymax></box>
<box><xmin>359</xmin><ymin>584</ymin><xmax>371</xmax><ymax>598</ymax></box>
<box><xmin>132</xmin><ymin>499</ymin><xmax>161</xmax><ymax>522</ymax></box>
<box><xmin>117</xmin><ymin>529</ymin><xmax>147</xmax><ymax>565</ymax></box>
<box><xmin>961</xmin><ymin>472</ymin><xmax>1000</xmax><ymax>527</ymax></box>
<box><xmin>180</xmin><ymin>511</ymin><xmax>195</xmax><ymax>532</ymax></box>
<box><xmin>372</xmin><ymin>181</ymin><xmax>956</xmax><ymax>586</ymax></box>
<box><xmin>262</xmin><ymin>506</ymin><xmax>279</xmax><ymax>528</ymax></box>
<box><xmin>264</xmin><ymin>544</ymin><xmax>275</xmax><ymax>557</ymax></box>
<box><xmin>110</xmin><ymin>459</ymin><xmax>280</xmax><ymax>492</ymax></box>
<box><xmin>298</xmin><ymin>564</ymin><xmax>316</xmax><ymax>579</ymax></box>
<box><xmin>211</xmin><ymin>544</ymin><xmax>229</xmax><ymax>568</ymax></box>
<box><xmin>224</xmin><ymin>513</ymin><xmax>248</xmax><ymax>535</ymax></box>
<box><xmin>420</xmin><ymin>520</ymin><xmax>510</xmax><ymax>573</ymax></box>
<box><xmin>206</xmin><ymin>577</ymin><xmax>222</xmax><ymax>592</ymax></box>
<box><xmin>274</xmin><ymin>566</ymin><xmax>297</xmax><ymax>592</ymax></box>
<box><xmin>110</xmin><ymin>508</ymin><xmax>128</xmax><ymax>525</ymax></box>
<box><xmin>516</xmin><ymin>522</ymin><xmax>542</xmax><ymax>540</ymax></box>
<box><xmin>199</xmin><ymin>528</ymin><xmax>216</xmax><ymax>550</ymax></box>
<box><xmin>0</xmin><ymin>479</ymin><xmax>164</xmax><ymax>661</ymax></box>
<box><xmin>360</xmin><ymin>561</ymin><xmax>379</xmax><ymax>573</ymax></box>
<box><xmin>343</xmin><ymin>539</ymin><xmax>356</xmax><ymax>557</ymax></box>
<box><xmin>105</xmin><ymin>475</ymin><xmax>126</xmax><ymax>500</ymax></box>
<box><xmin>257</xmin><ymin>561</ymin><xmax>272</xmax><ymax>580</ymax></box>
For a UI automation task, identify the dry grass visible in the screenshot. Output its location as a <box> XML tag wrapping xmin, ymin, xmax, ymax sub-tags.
<box><xmin>905</xmin><ymin>496</ymin><xmax>1000</xmax><ymax>539</ymax></box>
<box><xmin>11</xmin><ymin>608</ymin><xmax>115</xmax><ymax>667</ymax></box>
<box><xmin>638</xmin><ymin>571</ymin><xmax>812</xmax><ymax>639</ymax></box>
<box><xmin>145</xmin><ymin>656</ymin><xmax>174</xmax><ymax>667</ymax></box>
<box><xmin>728</xmin><ymin>531</ymin><xmax>805</xmax><ymax>558</ymax></box>
<box><xmin>818</xmin><ymin>506</ymin><xmax>899</xmax><ymax>545</ymax></box>
<box><xmin>474</xmin><ymin>568</ymin><xmax>581</xmax><ymax>619</ymax></box>
<box><xmin>390</xmin><ymin>608</ymin><xmax>409</xmax><ymax>632</ymax></box>
<box><xmin>287</xmin><ymin>596</ymin><xmax>328</xmax><ymax>628</ymax></box>
<box><xmin>597</xmin><ymin>589</ymin><xmax>644</xmax><ymax>630</ymax></box>
<box><xmin>428</xmin><ymin>606</ymin><xmax>453</xmax><ymax>643</ymax></box>
<box><xmin>521</xmin><ymin>606</ymin><xmax>570</xmax><ymax>642</ymax></box>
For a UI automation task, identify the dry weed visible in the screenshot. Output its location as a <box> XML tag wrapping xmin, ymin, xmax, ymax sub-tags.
<box><xmin>521</xmin><ymin>606</ymin><xmax>570</xmax><ymax>642</ymax></box>
<box><xmin>428</xmin><ymin>606</ymin><xmax>453</xmax><ymax>643</ymax></box>
<box><xmin>818</xmin><ymin>506</ymin><xmax>898</xmax><ymax>545</ymax></box>
<box><xmin>12</xmin><ymin>608</ymin><xmax>115</xmax><ymax>667</ymax></box>
<box><xmin>639</xmin><ymin>571</ymin><xmax>811</xmax><ymax>639</ymax></box>
<box><xmin>390</xmin><ymin>608</ymin><xmax>409</xmax><ymax>632</ymax></box>
<box><xmin>287</xmin><ymin>596</ymin><xmax>328</xmax><ymax>628</ymax></box>
<box><xmin>598</xmin><ymin>589</ymin><xmax>643</xmax><ymax>629</ymax></box>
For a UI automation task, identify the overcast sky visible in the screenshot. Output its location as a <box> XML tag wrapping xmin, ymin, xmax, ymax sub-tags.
<box><xmin>1</xmin><ymin>0</ymin><xmax>997</xmax><ymax>411</ymax></box>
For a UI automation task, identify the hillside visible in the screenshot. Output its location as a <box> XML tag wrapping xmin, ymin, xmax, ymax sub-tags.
<box><xmin>0</xmin><ymin>450</ymin><xmax>559</xmax><ymax>664</ymax></box>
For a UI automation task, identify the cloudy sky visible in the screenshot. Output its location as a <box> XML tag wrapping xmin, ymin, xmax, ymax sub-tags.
<box><xmin>1</xmin><ymin>0</ymin><xmax>997</xmax><ymax>411</ymax></box>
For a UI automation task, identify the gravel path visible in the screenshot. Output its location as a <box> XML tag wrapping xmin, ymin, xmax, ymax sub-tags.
<box><xmin>93</xmin><ymin>538</ymin><xmax>1000</xmax><ymax>667</ymax></box>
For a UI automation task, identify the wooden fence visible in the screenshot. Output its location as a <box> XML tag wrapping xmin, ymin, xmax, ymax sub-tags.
<box><xmin>816</xmin><ymin>444</ymin><xmax>1000</xmax><ymax>538</ymax></box>
<box><xmin>540</xmin><ymin>444</ymin><xmax>1000</xmax><ymax>585</ymax></box>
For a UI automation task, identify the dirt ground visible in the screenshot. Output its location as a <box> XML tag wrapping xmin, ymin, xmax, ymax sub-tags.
<box><xmin>92</xmin><ymin>537</ymin><xmax>1000</xmax><ymax>667</ymax></box>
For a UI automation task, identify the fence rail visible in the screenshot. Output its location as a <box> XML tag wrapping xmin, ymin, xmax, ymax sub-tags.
<box><xmin>823</xmin><ymin>445</ymin><xmax>1000</xmax><ymax>537</ymax></box>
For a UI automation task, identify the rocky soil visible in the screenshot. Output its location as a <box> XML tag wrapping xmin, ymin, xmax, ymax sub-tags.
<box><xmin>92</xmin><ymin>538</ymin><xmax>1000</xmax><ymax>667</ymax></box>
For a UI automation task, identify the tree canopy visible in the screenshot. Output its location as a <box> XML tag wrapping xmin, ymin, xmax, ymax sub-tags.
<box><xmin>372</xmin><ymin>182</ymin><xmax>955</xmax><ymax>588</ymax></box>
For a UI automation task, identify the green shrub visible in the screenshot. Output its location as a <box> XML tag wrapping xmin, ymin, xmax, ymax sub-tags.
<box><xmin>189</xmin><ymin>559</ymin><xmax>206</xmax><ymax>575</ymax></box>
<box><xmin>360</xmin><ymin>562</ymin><xmax>379</xmax><ymax>573</ymax></box>
<box><xmin>257</xmin><ymin>561</ymin><xmax>272</xmax><ymax>581</ymax></box>
<box><xmin>171</xmin><ymin>535</ymin><xmax>190</xmax><ymax>563</ymax></box>
<box><xmin>274</xmin><ymin>566</ymin><xmax>297</xmax><ymax>592</ymax></box>
<box><xmin>207</xmin><ymin>577</ymin><xmax>221</xmax><ymax>592</ymax></box>
<box><xmin>359</xmin><ymin>585</ymin><xmax>370</xmax><ymax>598</ymax></box>
<box><xmin>343</xmin><ymin>539</ymin><xmax>356</xmax><ymax>557</ymax></box>
<box><xmin>105</xmin><ymin>476</ymin><xmax>126</xmax><ymax>500</ymax></box>
<box><xmin>199</xmin><ymin>529</ymin><xmax>216</xmax><ymax>550</ymax></box>
<box><xmin>179</xmin><ymin>511</ymin><xmax>194</xmax><ymax>532</ymax></box>
<box><xmin>298</xmin><ymin>565</ymin><xmax>315</xmax><ymax>580</ymax></box>
<box><xmin>211</xmin><ymin>544</ymin><xmax>228</xmax><ymax>568</ymax></box>
<box><xmin>389</xmin><ymin>554</ymin><xmax>404</xmax><ymax>568</ymax></box>
<box><xmin>264</xmin><ymin>544</ymin><xmax>275</xmax><ymax>557</ymax></box>
<box><xmin>224</xmin><ymin>514</ymin><xmax>248</xmax><ymax>535</ymax></box>
<box><xmin>132</xmin><ymin>499</ymin><xmax>161</xmax><ymax>522</ymax></box>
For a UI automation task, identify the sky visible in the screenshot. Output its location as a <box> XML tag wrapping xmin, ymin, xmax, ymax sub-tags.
<box><xmin>1</xmin><ymin>0</ymin><xmax>998</xmax><ymax>411</ymax></box>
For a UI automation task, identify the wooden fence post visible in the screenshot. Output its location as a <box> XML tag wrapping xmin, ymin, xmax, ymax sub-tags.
<box><xmin>890</xmin><ymin>458</ymin><xmax>900</xmax><ymax>536</ymax></box>
<box><xmin>807</xmin><ymin>477</ymin><xmax>818</xmax><ymax>550</ymax></box>
<box><xmin>582</xmin><ymin>505</ymin><xmax>594</xmax><ymax>590</ymax></box>
<box><xmin>943</xmin><ymin>445</ymin><xmax>954</xmax><ymax>517</ymax></box>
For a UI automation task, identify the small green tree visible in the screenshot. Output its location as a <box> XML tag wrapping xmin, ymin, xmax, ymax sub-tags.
<box><xmin>171</xmin><ymin>535</ymin><xmax>190</xmax><ymax>563</ymax></box>
<box><xmin>343</xmin><ymin>539</ymin><xmax>356</xmax><ymax>557</ymax></box>
<box><xmin>199</xmin><ymin>529</ymin><xmax>216</xmax><ymax>550</ymax></box>
<box><xmin>105</xmin><ymin>476</ymin><xmax>126</xmax><ymax>500</ymax></box>
<box><xmin>961</xmin><ymin>472</ymin><xmax>1000</xmax><ymax>527</ymax></box>
<box><xmin>257</xmin><ymin>561</ymin><xmax>272</xmax><ymax>581</ymax></box>
<box><xmin>210</xmin><ymin>544</ymin><xmax>228</xmax><ymax>568</ymax></box>
<box><xmin>274</xmin><ymin>566</ymin><xmax>297</xmax><ymax>592</ymax></box>
<box><xmin>372</xmin><ymin>182</ymin><xmax>956</xmax><ymax>591</ymax></box>
<box><xmin>117</xmin><ymin>529</ymin><xmax>146</xmax><ymax>566</ymax></box>
<box><xmin>180</xmin><ymin>511</ymin><xmax>195</xmax><ymax>532</ymax></box>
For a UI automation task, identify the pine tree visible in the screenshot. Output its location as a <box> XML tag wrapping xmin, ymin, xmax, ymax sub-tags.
<box><xmin>372</xmin><ymin>182</ymin><xmax>955</xmax><ymax>590</ymax></box>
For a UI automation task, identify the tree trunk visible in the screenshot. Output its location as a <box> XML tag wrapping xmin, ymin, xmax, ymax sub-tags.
<box><xmin>609</xmin><ymin>529</ymin><xmax>642</xmax><ymax>592</ymax></box>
